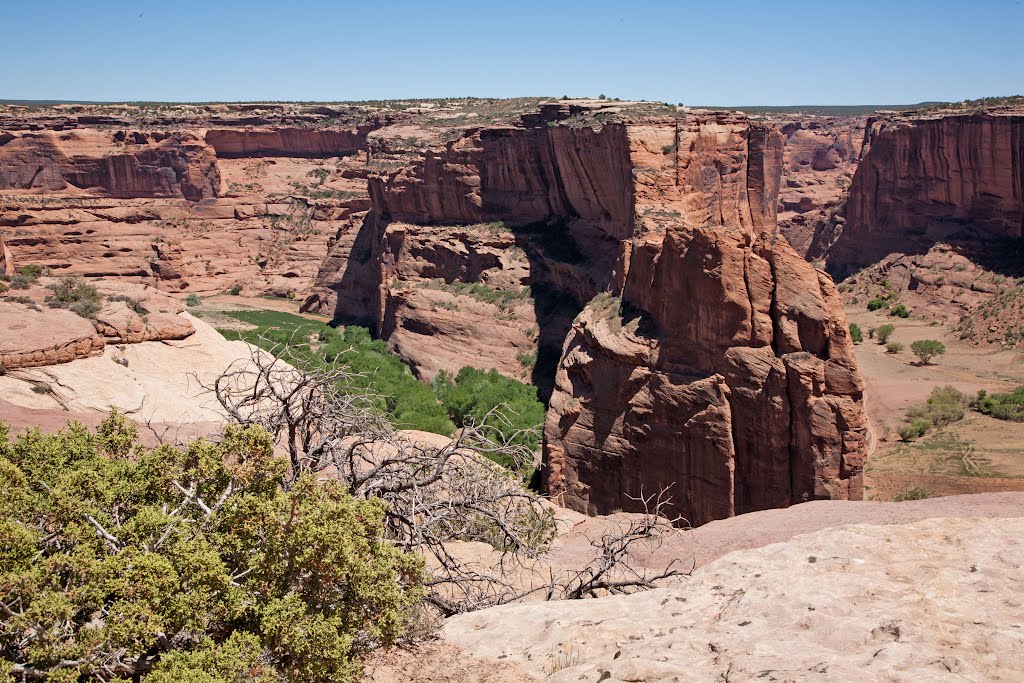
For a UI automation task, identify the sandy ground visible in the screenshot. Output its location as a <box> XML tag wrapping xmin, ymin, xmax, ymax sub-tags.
<box><xmin>847</xmin><ymin>305</ymin><xmax>1024</xmax><ymax>499</ymax></box>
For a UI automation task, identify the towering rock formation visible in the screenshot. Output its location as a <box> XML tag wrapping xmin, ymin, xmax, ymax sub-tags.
<box><xmin>811</xmin><ymin>111</ymin><xmax>1024</xmax><ymax>271</ymax></box>
<box><xmin>543</xmin><ymin>117</ymin><xmax>866</xmax><ymax>526</ymax></box>
<box><xmin>350</xmin><ymin>104</ymin><xmax>867</xmax><ymax>526</ymax></box>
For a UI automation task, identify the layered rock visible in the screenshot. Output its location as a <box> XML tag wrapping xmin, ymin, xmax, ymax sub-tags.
<box><xmin>341</xmin><ymin>105</ymin><xmax>866</xmax><ymax>525</ymax></box>
<box><xmin>813</xmin><ymin>111</ymin><xmax>1024</xmax><ymax>270</ymax></box>
<box><xmin>544</xmin><ymin>117</ymin><xmax>866</xmax><ymax>526</ymax></box>
<box><xmin>0</xmin><ymin>130</ymin><xmax>220</xmax><ymax>200</ymax></box>
<box><xmin>0</xmin><ymin>301</ymin><xmax>105</xmax><ymax>370</ymax></box>
<box><xmin>205</xmin><ymin>126</ymin><xmax>373</xmax><ymax>158</ymax></box>
<box><xmin>776</xmin><ymin>117</ymin><xmax>864</xmax><ymax>257</ymax></box>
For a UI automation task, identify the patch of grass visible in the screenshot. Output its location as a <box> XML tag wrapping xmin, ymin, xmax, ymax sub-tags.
<box><xmin>421</xmin><ymin>280</ymin><xmax>531</xmax><ymax>311</ymax></box>
<box><xmin>892</xmin><ymin>486</ymin><xmax>933</xmax><ymax>501</ymax></box>
<box><xmin>218</xmin><ymin>312</ymin><xmax>455</xmax><ymax>437</ymax></box>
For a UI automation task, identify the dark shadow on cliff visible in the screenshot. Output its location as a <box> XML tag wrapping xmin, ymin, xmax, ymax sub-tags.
<box><xmin>326</xmin><ymin>211</ymin><xmax>379</xmax><ymax>328</ymax></box>
<box><xmin>825</xmin><ymin>229</ymin><xmax>1024</xmax><ymax>282</ymax></box>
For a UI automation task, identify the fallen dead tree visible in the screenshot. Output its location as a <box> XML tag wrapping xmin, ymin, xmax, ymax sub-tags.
<box><xmin>203</xmin><ymin>338</ymin><xmax>689</xmax><ymax>616</ymax></box>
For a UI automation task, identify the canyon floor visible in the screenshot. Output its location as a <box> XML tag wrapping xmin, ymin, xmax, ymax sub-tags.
<box><xmin>845</xmin><ymin>304</ymin><xmax>1024</xmax><ymax>500</ymax></box>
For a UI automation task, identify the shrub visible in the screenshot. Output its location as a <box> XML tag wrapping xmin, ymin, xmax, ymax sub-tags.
<box><xmin>910</xmin><ymin>339</ymin><xmax>946</xmax><ymax>365</ymax></box>
<box><xmin>849</xmin><ymin>323</ymin><xmax>864</xmax><ymax>344</ymax></box>
<box><xmin>868</xmin><ymin>327</ymin><xmax>876</xmax><ymax>339</ymax></box>
<box><xmin>892</xmin><ymin>486</ymin><xmax>933</xmax><ymax>501</ymax></box>
<box><xmin>0</xmin><ymin>282</ymin><xmax>6</xmax><ymax>294</ymax></box>
<box><xmin>185</xmin><ymin>293</ymin><xmax>202</xmax><ymax>307</ymax></box>
<box><xmin>867</xmin><ymin>296</ymin><xmax>888</xmax><ymax>311</ymax></box>
<box><xmin>9</xmin><ymin>273</ymin><xmax>34</xmax><ymax>289</ymax></box>
<box><xmin>907</xmin><ymin>385</ymin><xmax>969</xmax><ymax>427</ymax></box>
<box><xmin>229</xmin><ymin>284</ymin><xmax>243</xmax><ymax>296</ymax></box>
<box><xmin>0</xmin><ymin>413</ymin><xmax>424</xmax><ymax>682</ymax></box>
<box><xmin>975</xmin><ymin>386</ymin><xmax>1024</xmax><ymax>422</ymax></box>
<box><xmin>45</xmin><ymin>276</ymin><xmax>103</xmax><ymax>319</ymax></box>
<box><xmin>898</xmin><ymin>418</ymin><xmax>932</xmax><ymax>441</ymax></box>
<box><xmin>876</xmin><ymin>324</ymin><xmax>896</xmax><ymax>344</ymax></box>
<box><xmin>886</xmin><ymin>341</ymin><xmax>904</xmax><ymax>353</ymax></box>
<box><xmin>4</xmin><ymin>295</ymin><xmax>40</xmax><ymax>311</ymax></box>
<box><xmin>433</xmin><ymin>366</ymin><xmax>546</xmax><ymax>459</ymax></box>
<box><xmin>890</xmin><ymin>303</ymin><xmax>911</xmax><ymax>318</ymax></box>
<box><xmin>17</xmin><ymin>264</ymin><xmax>43</xmax><ymax>278</ymax></box>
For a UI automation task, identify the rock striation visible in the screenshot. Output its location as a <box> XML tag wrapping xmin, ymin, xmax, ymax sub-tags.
<box><xmin>811</xmin><ymin>110</ymin><xmax>1024</xmax><ymax>271</ymax></box>
<box><xmin>330</xmin><ymin>102</ymin><xmax>867</xmax><ymax>525</ymax></box>
<box><xmin>543</xmin><ymin>118</ymin><xmax>865</xmax><ymax>526</ymax></box>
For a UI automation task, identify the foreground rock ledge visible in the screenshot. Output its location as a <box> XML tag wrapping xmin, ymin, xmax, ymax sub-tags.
<box><xmin>443</xmin><ymin>516</ymin><xmax>1024</xmax><ymax>682</ymax></box>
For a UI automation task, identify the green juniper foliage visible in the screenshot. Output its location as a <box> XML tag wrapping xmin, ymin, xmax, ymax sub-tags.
<box><xmin>0</xmin><ymin>412</ymin><xmax>423</xmax><ymax>683</ymax></box>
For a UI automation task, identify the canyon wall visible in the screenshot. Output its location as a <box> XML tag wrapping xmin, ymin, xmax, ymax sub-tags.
<box><xmin>345</xmin><ymin>106</ymin><xmax>867</xmax><ymax>526</ymax></box>
<box><xmin>544</xmin><ymin>119</ymin><xmax>866</xmax><ymax>526</ymax></box>
<box><xmin>812</xmin><ymin>111</ymin><xmax>1024</xmax><ymax>271</ymax></box>
<box><xmin>0</xmin><ymin>112</ymin><xmax>373</xmax><ymax>296</ymax></box>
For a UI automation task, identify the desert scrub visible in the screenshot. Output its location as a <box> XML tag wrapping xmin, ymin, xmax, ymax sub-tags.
<box><xmin>975</xmin><ymin>387</ymin><xmax>1024</xmax><ymax>422</ymax></box>
<box><xmin>849</xmin><ymin>323</ymin><xmax>864</xmax><ymax>344</ymax></box>
<box><xmin>421</xmin><ymin>279</ymin><xmax>531</xmax><ymax>310</ymax></box>
<box><xmin>886</xmin><ymin>341</ymin><xmax>904</xmax><ymax>353</ymax></box>
<box><xmin>905</xmin><ymin>385</ymin><xmax>969</xmax><ymax>431</ymax></box>
<box><xmin>892</xmin><ymin>486</ymin><xmax>933</xmax><ymax>501</ymax></box>
<box><xmin>0</xmin><ymin>413</ymin><xmax>424</xmax><ymax>682</ymax></box>
<box><xmin>45</xmin><ymin>276</ymin><xmax>103</xmax><ymax>319</ymax></box>
<box><xmin>186</xmin><ymin>293</ymin><xmax>202</xmax><ymax>307</ymax></box>
<box><xmin>876</xmin><ymin>324</ymin><xmax>896</xmax><ymax>344</ymax></box>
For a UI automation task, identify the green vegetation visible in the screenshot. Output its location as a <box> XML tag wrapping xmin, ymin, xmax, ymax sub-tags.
<box><xmin>0</xmin><ymin>282</ymin><xmax>7</xmax><ymax>295</ymax></box>
<box><xmin>17</xmin><ymin>264</ymin><xmax>42</xmax><ymax>278</ymax></box>
<box><xmin>45</xmin><ymin>276</ymin><xmax>103</xmax><ymax>319</ymax></box>
<box><xmin>212</xmin><ymin>308</ymin><xmax>546</xmax><ymax>467</ymax></box>
<box><xmin>421</xmin><ymin>280</ymin><xmax>531</xmax><ymax>311</ymax></box>
<box><xmin>892</xmin><ymin>486</ymin><xmax>933</xmax><ymax>501</ymax></box>
<box><xmin>886</xmin><ymin>341</ymin><xmax>904</xmax><ymax>353</ymax></box>
<box><xmin>876</xmin><ymin>324</ymin><xmax>896</xmax><ymax>344</ymax></box>
<box><xmin>890</xmin><ymin>303</ymin><xmax>911</xmax><ymax>318</ymax></box>
<box><xmin>867</xmin><ymin>295</ymin><xmax>888</xmax><ymax>311</ymax></box>
<box><xmin>433</xmin><ymin>367</ymin><xmax>546</xmax><ymax>459</ymax></box>
<box><xmin>910</xmin><ymin>339</ymin><xmax>946</xmax><ymax>365</ymax></box>
<box><xmin>0</xmin><ymin>413</ymin><xmax>423</xmax><ymax>682</ymax></box>
<box><xmin>849</xmin><ymin>323</ymin><xmax>864</xmax><ymax>344</ymax></box>
<box><xmin>899</xmin><ymin>386</ymin><xmax>970</xmax><ymax>440</ymax></box>
<box><xmin>216</xmin><ymin>311</ymin><xmax>455</xmax><ymax>433</ymax></box>
<box><xmin>898</xmin><ymin>418</ymin><xmax>933</xmax><ymax>441</ymax></box>
<box><xmin>229</xmin><ymin>284</ymin><xmax>243</xmax><ymax>296</ymax></box>
<box><xmin>975</xmin><ymin>387</ymin><xmax>1024</xmax><ymax>422</ymax></box>
<box><xmin>186</xmin><ymin>293</ymin><xmax>202</xmax><ymax>307</ymax></box>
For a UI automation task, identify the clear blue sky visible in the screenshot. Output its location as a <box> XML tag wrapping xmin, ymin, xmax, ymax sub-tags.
<box><xmin>4</xmin><ymin>0</ymin><xmax>1022</xmax><ymax>105</ymax></box>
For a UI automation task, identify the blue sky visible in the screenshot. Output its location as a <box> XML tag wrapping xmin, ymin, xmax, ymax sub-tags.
<box><xmin>4</xmin><ymin>0</ymin><xmax>1022</xmax><ymax>104</ymax></box>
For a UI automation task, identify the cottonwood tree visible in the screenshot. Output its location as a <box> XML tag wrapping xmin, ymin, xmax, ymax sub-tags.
<box><xmin>205</xmin><ymin>340</ymin><xmax>689</xmax><ymax>616</ymax></box>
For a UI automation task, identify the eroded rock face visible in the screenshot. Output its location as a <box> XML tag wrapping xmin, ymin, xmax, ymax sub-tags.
<box><xmin>776</xmin><ymin>117</ymin><xmax>864</xmax><ymax>257</ymax></box>
<box><xmin>813</xmin><ymin>111</ymin><xmax>1024</xmax><ymax>270</ymax></box>
<box><xmin>544</xmin><ymin>119</ymin><xmax>866</xmax><ymax>526</ymax></box>
<box><xmin>350</xmin><ymin>106</ymin><xmax>865</xmax><ymax>525</ymax></box>
<box><xmin>0</xmin><ymin>130</ymin><xmax>220</xmax><ymax>200</ymax></box>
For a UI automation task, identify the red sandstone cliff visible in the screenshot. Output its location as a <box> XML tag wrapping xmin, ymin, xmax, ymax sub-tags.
<box><xmin>337</xmin><ymin>104</ymin><xmax>867</xmax><ymax>525</ymax></box>
<box><xmin>812</xmin><ymin>111</ymin><xmax>1024</xmax><ymax>270</ymax></box>
<box><xmin>543</xmin><ymin>118</ymin><xmax>865</xmax><ymax>526</ymax></box>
